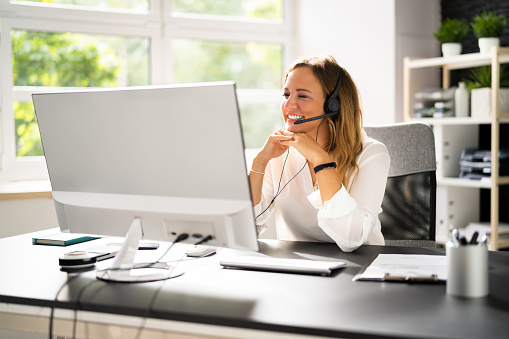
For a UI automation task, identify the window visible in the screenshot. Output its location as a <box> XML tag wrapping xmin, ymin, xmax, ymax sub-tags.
<box><xmin>0</xmin><ymin>1</ymin><xmax>291</xmax><ymax>181</ymax></box>
<box><xmin>14</xmin><ymin>0</ymin><xmax>150</xmax><ymax>12</ymax></box>
<box><xmin>13</xmin><ymin>30</ymin><xmax>150</xmax><ymax>157</ymax></box>
<box><xmin>172</xmin><ymin>0</ymin><xmax>283</xmax><ymax>21</ymax></box>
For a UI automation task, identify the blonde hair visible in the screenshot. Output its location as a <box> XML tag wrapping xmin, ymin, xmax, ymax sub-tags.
<box><xmin>284</xmin><ymin>55</ymin><xmax>363</xmax><ymax>187</ymax></box>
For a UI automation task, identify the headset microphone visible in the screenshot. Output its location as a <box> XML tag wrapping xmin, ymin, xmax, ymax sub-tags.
<box><xmin>294</xmin><ymin>68</ymin><xmax>344</xmax><ymax>125</ymax></box>
<box><xmin>293</xmin><ymin>112</ymin><xmax>338</xmax><ymax>124</ymax></box>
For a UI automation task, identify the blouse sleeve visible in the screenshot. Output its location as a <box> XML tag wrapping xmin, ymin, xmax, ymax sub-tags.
<box><xmin>253</xmin><ymin>160</ymin><xmax>276</xmax><ymax>235</ymax></box>
<box><xmin>307</xmin><ymin>142</ymin><xmax>390</xmax><ymax>252</ymax></box>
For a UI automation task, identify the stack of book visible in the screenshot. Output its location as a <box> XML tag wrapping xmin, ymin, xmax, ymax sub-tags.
<box><xmin>413</xmin><ymin>87</ymin><xmax>456</xmax><ymax>118</ymax></box>
<box><xmin>459</xmin><ymin>148</ymin><xmax>509</xmax><ymax>180</ymax></box>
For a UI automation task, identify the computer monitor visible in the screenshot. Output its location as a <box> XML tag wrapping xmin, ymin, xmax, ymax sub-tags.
<box><xmin>33</xmin><ymin>81</ymin><xmax>259</xmax><ymax>282</ymax></box>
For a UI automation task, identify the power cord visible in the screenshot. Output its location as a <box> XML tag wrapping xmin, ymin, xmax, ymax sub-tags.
<box><xmin>72</xmin><ymin>279</ymin><xmax>101</xmax><ymax>339</ymax></box>
<box><xmin>153</xmin><ymin>233</ymin><xmax>189</xmax><ymax>263</ymax></box>
<box><xmin>134</xmin><ymin>279</ymin><xmax>166</xmax><ymax>339</ymax></box>
<box><xmin>134</xmin><ymin>234</ymin><xmax>213</xmax><ymax>339</ymax></box>
<box><xmin>193</xmin><ymin>235</ymin><xmax>214</xmax><ymax>246</ymax></box>
<box><xmin>49</xmin><ymin>273</ymin><xmax>82</xmax><ymax>339</ymax></box>
<box><xmin>52</xmin><ymin>233</ymin><xmax>191</xmax><ymax>339</ymax></box>
<box><xmin>103</xmin><ymin>233</ymin><xmax>190</xmax><ymax>272</ymax></box>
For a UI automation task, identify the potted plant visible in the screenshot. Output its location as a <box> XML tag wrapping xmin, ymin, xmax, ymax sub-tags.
<box><xmin>463</xmin><ymin>66</ymin><xmax>509</xmax><ymax>117</ymax></box>
<box><xmin>471</xmin><ymin>11</ymin><xmax>508</xmax><ymax>54</ymax></box>
<box><xmin>433</xmin><ymin>18</ymin><xmax>469</xmax><ymax>57</ymax></box>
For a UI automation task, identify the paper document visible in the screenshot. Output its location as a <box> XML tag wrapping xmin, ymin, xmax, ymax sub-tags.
<box><xmin>354</xmin><ymin>254</ymin><xmax>447</xmax><ymax>282</ymax></box>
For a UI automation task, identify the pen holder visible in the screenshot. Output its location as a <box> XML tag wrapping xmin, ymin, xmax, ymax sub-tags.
<box><xmin>446</xmin><ymin>242</ymin><xmax>489</xmax><ymax>298</ymax></box>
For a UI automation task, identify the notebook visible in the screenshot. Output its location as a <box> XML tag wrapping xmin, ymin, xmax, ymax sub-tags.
<box><xmin>32</xmin><ymin>233</ymin><xmax>100</xmax><ymax>246</ymax></box>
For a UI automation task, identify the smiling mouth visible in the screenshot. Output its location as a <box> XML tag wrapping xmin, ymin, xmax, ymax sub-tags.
<box><xmin>288</xmin><ymin>114</ymin><xmax>305</xmax><ymax>121</ymax></box>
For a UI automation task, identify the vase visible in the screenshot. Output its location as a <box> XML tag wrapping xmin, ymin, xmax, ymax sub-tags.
<box><xmin>471</xmin><ymin>87</ymin><xmax>509</xmax><ymax>118</ymax></box>
<box><xmin>442</xmin><ymin>43</ymin><xmax>462</xmax><ymax>57</ymax></box>
<box><xmin>455</xmin><ymin>82</ymin><xmax>470</xmax><ymax>117</ymax></box>
<box><xmin>478</xmin><ymin>37</ymin><xmax>499</xmax><ymax>54</ymax></box>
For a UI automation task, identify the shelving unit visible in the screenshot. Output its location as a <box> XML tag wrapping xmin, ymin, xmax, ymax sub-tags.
<box><xmin>404</xmin><ymin>47</ymin><xmax>509</xmax><ymax>250</ymax></box>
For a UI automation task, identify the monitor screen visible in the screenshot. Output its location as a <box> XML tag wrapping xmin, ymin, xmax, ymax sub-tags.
<box><xmin>33</xmin><ymin>82</ymin><xmax>259</xmax><ymax>262</ymax></box>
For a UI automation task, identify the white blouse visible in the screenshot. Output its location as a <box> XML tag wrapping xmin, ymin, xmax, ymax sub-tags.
<box><xmin>254</xmin><ymin>130</ymin><xmax>390</xmax><ymax>252</ymax></box>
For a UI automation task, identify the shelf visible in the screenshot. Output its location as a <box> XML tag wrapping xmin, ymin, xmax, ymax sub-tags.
<box><xmin>410</xmin><ymin>117</ymin><xmax>490</xmax><ymax>125</ymax></box>
<box><xmin>405</xmin><ymin>48</ymin><xmax>508</xmax><ymax>250</ymax></box>
<box><xmin>407</xmin><ymin>48</ymin><xmax>509</xmax><ymax>70</ymax></box>
<box><xmin>437</xmin><ymin>177</ymin><xmax>492</xmax><ymax>188</ymax></box>
<box><xmin>410</xmin><ymin>114</ymin><xmax>509</xmax><ymax>125</ymax></box>
<box><xmin>437</xmin><ymin>176</ymin><xmax>509</xmax><ymax>188</ymax></box>
<box><xmin>498</xmin><ymin>176</ymin><xmax>509</xmax><ymax>185</ymax></box>
<box><xmin>497</xmin><ymin>238</ymin><xmax>509</xmax><ymax>249</ymax></box>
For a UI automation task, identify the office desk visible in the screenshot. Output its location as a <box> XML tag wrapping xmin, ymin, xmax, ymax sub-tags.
<box><xmin>1</xmin><ymin>230</ymin><xmax>508</xmax><ymax>339</ymax></box>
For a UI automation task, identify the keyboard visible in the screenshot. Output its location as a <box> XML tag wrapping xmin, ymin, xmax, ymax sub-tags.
<box><xmin>220</xmin><ymin>256</ymin><xmax>346</xmax><ymax>276</ymax></box>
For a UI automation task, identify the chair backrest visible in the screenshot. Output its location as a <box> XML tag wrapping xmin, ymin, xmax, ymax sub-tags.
<box><xmin>364</xmin><ymin>122</ymin><xmax>437</xmax><ymax>247</ymax></box>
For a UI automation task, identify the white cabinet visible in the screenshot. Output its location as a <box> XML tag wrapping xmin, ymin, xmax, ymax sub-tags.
<box><xmin>404</xmin><ymin>47</ymin><xmax>509</xmax><ymax>250</ymax></box>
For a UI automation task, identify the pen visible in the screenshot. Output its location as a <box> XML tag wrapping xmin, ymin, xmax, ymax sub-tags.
<box><xmin>459</xmin><ymin>236</ymin><xmax>468</xmax><ymax>245</ymax></box>
<box><xmin>479</xmin><ymin>234</ymin><xmax>488</xmax><ymax>246</ymax></box>
<box><xmin>451</xmin><ymin>229</ymin><xmax>461</xmax><ymax>246</ymax></box>
<box><xmin>383</xmin><ymin>273</ymin><xmax>439</xmax><ymax>283</ymax></box>
<box><xmin>470</xmin><ymin>231</ymin><xmax>479</xmax><ymax>245</ymax></box>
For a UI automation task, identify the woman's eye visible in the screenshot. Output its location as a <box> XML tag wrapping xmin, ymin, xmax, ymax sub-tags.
<box><xmin>282</xmin><ymin>93</ymin><xmax>308</xmax><ymax>99</ymax></box>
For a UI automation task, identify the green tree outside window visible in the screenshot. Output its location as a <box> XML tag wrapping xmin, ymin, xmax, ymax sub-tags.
<box><xmin>12</xmin><ymin>30</ymin><xmax>149</xmax><ymax>157</ymax></box>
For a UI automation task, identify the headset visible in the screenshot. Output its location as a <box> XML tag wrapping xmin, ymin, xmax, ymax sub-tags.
<box><xmin>294</xmin><ymin>67</ymin><xmax>344</xmax><ymax>125</ymax></box>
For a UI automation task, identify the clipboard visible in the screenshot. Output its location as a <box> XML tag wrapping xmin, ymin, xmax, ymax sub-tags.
<box><xmin>353</xmin><ymin>254</ymin><xmax>447</xmax><ymax>283</ymax></box>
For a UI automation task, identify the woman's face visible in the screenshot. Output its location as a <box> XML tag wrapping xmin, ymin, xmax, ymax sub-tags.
<box><xmin>281</xmin><ymin>67</ymin><xmax>326</xmax><ymax>134</ymax></box>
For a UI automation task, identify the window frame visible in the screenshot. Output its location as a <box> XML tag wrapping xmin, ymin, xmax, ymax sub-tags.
<box><xmin>0</xmin><ymin>0</ymin><xmax>294</xmax><ymax>182</ymax></box>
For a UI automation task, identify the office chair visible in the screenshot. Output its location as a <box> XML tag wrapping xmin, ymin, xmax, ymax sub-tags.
<box><xmin>364</xmin><ymin>122</ymin><xmax>437</xmax><ymax>247</ymax></box>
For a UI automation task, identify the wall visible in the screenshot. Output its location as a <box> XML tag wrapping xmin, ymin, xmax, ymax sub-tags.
<box><xmin>0</xmin><ymin>197</ymin><xmax>58</xmax><ymax>238</ymax></box>
<box><xmin>395</xmin><ymin>0</ymin><xmax>441</xmax><ymax>121</ymax></box>
<box><xmin>295</xmin><ymin>0</ymin><xmax>440</xmax><ymax>124</ymax></box>
<box><xmin>0</xmin><ymin>1</ymin><xmax>442</xmax><ymax>238</ymax></box>
<box><xmin>440</xmin><ymin>0</ymin><xmax>509</xmax><ymax>86</ymax></box>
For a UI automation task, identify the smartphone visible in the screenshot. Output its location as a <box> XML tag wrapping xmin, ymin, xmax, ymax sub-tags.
<box><xmin>138</xmin><ymin>242</ymin><xmax>159</xmax><ymax>250</ymax></box>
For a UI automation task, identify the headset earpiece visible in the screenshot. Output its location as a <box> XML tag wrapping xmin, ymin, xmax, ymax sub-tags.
<box><xmin>323</xmin><ymin>68</ymin><xmax>343</xmax><ymax>115</ymax></box>
<box><xmin>325</xmin><ymin>96</ymin><xmax>340</xmax><ymax>114</ymax></box>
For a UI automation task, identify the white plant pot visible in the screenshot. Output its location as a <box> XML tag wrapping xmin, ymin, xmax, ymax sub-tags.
<box><xmin>442</xmin><ymin>43</ymin><xmax>462</xmax><ymax>57</ymax></box>
<box><xmin>471</xmin><ymin>87</ymin><xmax>509</xmax><ymax>118</ymax></box>
<box><xmin>478</xmin><ymin>37</ymin><xmax>500</xmax><ymax>54</ymax></box>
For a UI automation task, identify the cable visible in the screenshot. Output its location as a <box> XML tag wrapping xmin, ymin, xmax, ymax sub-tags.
<box><xmin>51</xmin><ymin>233</ymin><xmax>195</xmax><ymax>339</ymax></box>
<box><xmin>255</xmin><ymin>119</ymin><xmax>326</xmax><ymax>220</ymax></box>
<box><xmin>102</xmin><ymin>233</ymin><xmax>190</xmax><ymax>272</ymax></box>
<box><xmin>134</xmin><ymin>279</ymin><xmax>166</xmax><ymax>339</ymax></box>
<box><xmin>255</xmin><ymin>153</ymin><xmax>306</xmax><ymax>220</ymax></box>
<box><xmin>72</xmin><ymin>279</ymin><xmax>101</xmax><ymax>339</ymax></box>
<box><xmin>193</xmin><ymin>234</ymin><xmax>214</xmax><ymax>246</ymax></box>
<box><xmin>154</xmin><ymin>233</ymin><xmax>189</xmax><ymax>263</ymax></box>
<box><xmin>49</xmin><ymin>273</ymin><xmax>82</xmax><ymax>339</ymax></box>
<box><xmin>133</xmin><ymin>233</ymin><xmax>207</xmax><ymax>339</ymax></box>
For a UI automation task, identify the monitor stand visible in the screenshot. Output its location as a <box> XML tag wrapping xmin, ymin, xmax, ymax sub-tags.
<box><xmin>96</xmin><ymin>218</ymin><xmax>184</xmax><ymax>283</ymax></box>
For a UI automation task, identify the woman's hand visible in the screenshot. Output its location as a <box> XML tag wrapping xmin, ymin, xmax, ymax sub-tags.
<box><xmin>249</xmin><ymin>129</ymin><xmax>294</xmax><ymax>206</ymax></box>
<box><xmin>279</xmin><ymin>132</ymin><xmax>332</xmax><ymax>166</ymax></box>
<box><xmin>254</xmin><ymin>129</ymin><xmax>294</xmax><ymax>167</ymax></box>
<box><xmin>281</xmin><ymin>132</ymin><xmax>342</xmax><ymax>205</ymax></box>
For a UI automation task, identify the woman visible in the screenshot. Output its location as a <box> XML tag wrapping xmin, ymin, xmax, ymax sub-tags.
<box><xmin>248</xmin><ymin>55</ymin><xmax>390</xmax><ymax>252</ymax></box>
